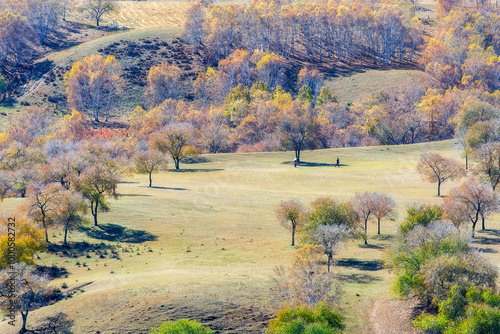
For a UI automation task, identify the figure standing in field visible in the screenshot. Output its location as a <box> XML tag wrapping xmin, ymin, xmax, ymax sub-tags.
<box><xmin>293</xmin><ymin>158</ymin><xmax>298</xmax><ymax>167</ymax></box>
<box><xmin>336</xmin><ymin>157</ymin><xmax>340</xmax><ymax>167</ymax></box>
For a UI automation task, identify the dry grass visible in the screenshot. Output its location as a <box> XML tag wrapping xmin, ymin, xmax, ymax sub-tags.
<box><xmin>323</xmin><ymin>69</ymin><xmax>431</xmax><ymax>106</ymax></box>
<box><xmin>69</xmin><ymin>1</ymin><xmax>195</xmax><ymax>30</ymax></box>
<box><xmin>1</xmin><ymin>140</ymin><xmax>499</xmax><ymax>333</ymax></box>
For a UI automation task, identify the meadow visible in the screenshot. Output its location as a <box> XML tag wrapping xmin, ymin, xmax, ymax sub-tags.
<box><xmin>1</xmin><ymin>139</ymin><xmax>499</xmax><ymax>333</ymax></box>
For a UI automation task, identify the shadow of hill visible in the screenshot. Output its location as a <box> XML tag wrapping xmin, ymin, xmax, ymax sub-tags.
<box><xmin>79</xmin><ymin>223</ymin><xmax>158</xmax><ymax>243</ymax></box>
<box><xmin>337</xmin><ymin>258</ymin><xmax>384</xmax><ymax>271</ymax></box>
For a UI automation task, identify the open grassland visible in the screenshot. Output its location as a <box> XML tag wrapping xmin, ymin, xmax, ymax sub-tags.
<box><xmin>323</xmin><ymin>69</ymin><xmax>431</xmax><ymax>106</ymax></box>
<box><xmin>1</xmin><ymin>140</ymin><xmax>500</xmax><ymax>333</ymax></box>
<box><xmin>69</xmin><ymin>1</ymin><xmax>195</xmax><ymax>30</ymax></box>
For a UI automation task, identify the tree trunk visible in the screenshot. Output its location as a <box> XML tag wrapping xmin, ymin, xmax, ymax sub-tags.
<box><xmin>327</xmin><ymin>255</ymin><xmax>332</xmax><ymax>272</ymax></box>
<box><xmin>149</xmin><ymin>172</ymin><xmax>152</xmax><ymax>187</ymax></box>
<box><xmin>437</xmin><ymin>181</ymin><xmax>441</xmax><ymax>197</ymax></box>
<box><xmin>64</xmin><ymin>223</ymin><xmax>69</xmax><ymax>246</ymax></box>
<box><xmin>378</xmin><ymin>218</ymin><xmax>381</xmax><ymax>235</ymax></box>
<box><xmin>291</xmin><ymin>226</ymin><xmax>295</xmax><ymax>247</ymax></box>
<box><xmin>481</xmin><ymin>212</ymin><xmax>486</xmax><ymax>230</ymax></box>
<box><xmin>175</xmin><ymin>159</ymin><xmax>180</xmax><ymax>170</ymax></box>
<box><xmin>20</xmin><ymin>311</ymin><xmax>28</xmax><ymax>334</ymax></box>
<box><xmin>364</xmin><ymin>219</ymin><xmax>368</xmax><ymax>245</ymax></box>
<box><xmin>93</xmin><ymin>201</ymin><xmax>99</xmax><ymax>226</ymax></box>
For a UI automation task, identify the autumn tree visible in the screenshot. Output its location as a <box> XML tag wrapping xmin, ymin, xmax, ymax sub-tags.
<box><xmin>151</xmin><ymin>123</ymin><xmax>200</xmax><ymax>170</ymax></box>
<box><xmin>0</xmin><ymin>216</ymin><xmax>46</xmax><ymax>268</ymax></box>
<box><xmin>5</xmin><ymin>106</ymin><xmax>53</xmax><ymax>146</ymax></box>
<box><xmin>134</xmin><ymin>145</ymin><xmax>168</xmax><ymax>187</ymax></box>
<box><xmin>22</xmin><ymin>183</ymin><xmax>63</xmax><ymax>243</ymax></box>
<box><xmin>276</xmin><ymin>199</ymin><xmax>306</xmax><ymax>247</ymax></box>
<box><xmin>297</xmin><ymin>67</ymin><xmax>324</xmax><ymax>104</ymax></box>
<box><xmin>73</xmin><ymin>164</ymin><xmax>119</xmax><ymax>227</ymax></box>
<box><xmin>446</xmin><ymin>178</ymin><xmax>499</xmax><ymax>237</ymax></box>
<box><xmin>352</xmin><ymin>192</ymin><xmax>396</xmax><ymax>243</ymax></box>
<box><xmin>24</xmin><ymin>0</ymin><xmax>60</xmax><ymax>45</ymax></box>
<box><xmin>279</xmin><ymin>101</ymin><xmax>319</xmax><ymax>162</ymax></box>
<box><xmin>372</xmin><ymin>193</ymin><xmax>397</xmax><ymax>235</ymax></box>
<box><xmin>54</xmin><ymin>190</ymin><xmax>87</xmax><ymax>246</ymax></box>
<box><xmin>473</xmin><ymin>142</ymin><xmax>500</xmax><ymax>191</ymax></box>
<box><xmin>417</xmin><ymin>152</ymin><xmax>465</xmax><ymax>196</ymax></box>
<box><xmin>81</xmin><ymin>0</ymin><xmax>115</xmax><ymax>26</ymax></box>
<box><xmin>255</xmin><ymin>52</ymin><xmax>285</xmax><ymax>90</ymax></box>
<box><xmin>144</xmin><ymin>62</ymin><xmax>183</xmax><ymax>109</ymax></box>
<box><xmin>64</xmin><ymin>55</ymin><xmax>123</xmax><ymax>122</ymax></box>
<box><xmin>184</xmin><ymin>3</ymin><xmax>205</xmax><ymax>53</ymax></box>
<box><xmin>0</xmin><ymin>263</ymin><xmax>53</xmax><ymax>334</ymax></box>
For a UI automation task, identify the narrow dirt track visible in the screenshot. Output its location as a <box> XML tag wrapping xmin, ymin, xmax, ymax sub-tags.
<box><xmin>368</xmin><ymin>298</ymin><xmax>422</xmax><ymax>334</ymax></box>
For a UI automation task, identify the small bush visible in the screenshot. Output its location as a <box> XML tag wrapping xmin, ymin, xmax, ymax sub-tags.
<box><xmin>150</xmin><ymin>319</ymin><xmax>214</xmax><ymax>334</ymax></box>
<box><xmin>267</xmin><ymin>303</ymin><xmax>343</xmax><ymax>334</ymax></box>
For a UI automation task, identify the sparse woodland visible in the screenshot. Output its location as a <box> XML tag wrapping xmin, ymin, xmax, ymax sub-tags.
<box><xmin>1</xmin><ymin>0</ymin><xmax>500</xmax><ymax>333</ymax></box>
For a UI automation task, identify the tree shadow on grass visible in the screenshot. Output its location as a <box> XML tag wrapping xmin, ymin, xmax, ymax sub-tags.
<box><xmin>281</xmin><ymin>161</ymin><xmax>348</xmax><ymax>167</ymax></box>
<box><xmin>47</xmin><ymin>241</ymin><xmax>116</xmax><ymax>258</ymax></box>
<box><xmin>371</xmin><ymin>234</ymin><xmax>394</xmax><ymax>241</ymax></box>
<box><xmin>119</xmin><ymin>193</ymin><xmax>152</xmax><ymax>197</ymax></box>
<box><xmin>358</xmin><ymin>243</ymin><xmax>384</xmax><ymax>250</ymax></box>
<box><xmin>473</xmin><ymin>229</ymin><xmax>500</xmax><ymax>245</ymax></box>
<box><xmin>337</xmin><ymin>258</ymin><xmax>384</xmax><ymax>271</ymax></box>
<box><xmin>338</xmin><ymin>273</ymin><xmax>382</xmax><ymax>284</ymax></box>
<box><xmin>33</xmin><ymin>312</ymin><xmax>74</xmax><ymax>334</ymax></box>
<box><xmin>79</xmin><ymin>223</ymin><xmax>158</xmax><ymax>243</ymax></box>
<box><xmin>35</xmin><ymin>265</ymin><xmax>69</xmax><ymax>279</ymax></box>
<box><xmin>169</xmin><ymin>168</ymin><xmax>223</xmax><ymax>173</ymax></box>
<box><xmin>140</xmin><ymin>186</ymin><xmax>188</xmax><ymax>190</ymax></box>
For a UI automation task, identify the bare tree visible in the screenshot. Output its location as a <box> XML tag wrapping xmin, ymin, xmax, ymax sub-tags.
<box><xmin>134</xmin><ymin>146</ymin><xmax>168</xmax><ymax>187</ymax></box>
<box><xmin>472</xmin><ymin>142</ymin><xmax>500</xmax><ymax>191</ymax></box>
<box><xmin>311</xmin><ymin>224</ymin><xmax>351</xmax><ymax>272</ymax></box>
<box><xmin>54</xmin><ymin>190</ymin><xmax>87</xmax><ymax>245</ymax></box>
<box><xmin>446</xmin><ymin>178</ymin><xmax>499</xmax><ymax>237</ymax></box>
<box><xmin>417</xmin><ymin>152</ymin><xmax>465</xmax><ymax>196</ymax></box>
<box><xmin>73</xmin><ymin>163</ymin><xmax>119</xmax><ymax>227</ymax></box>
<box><xmin>276</xmin><ymin>199</ymin><xmax>306</xmax><ymax>247</ymax></box>
<box><xmin>184</xmin><ymin>3</ymin><xmax>205</xmax><ymax>53</ymax></box>
<box><xmin>0</xmin><ymin>263</ymin><xmax>53</xmax><ymax>333</ymax></box>
<box><xmin>273</xmin><ymin>245</ymin><xmax>339</xmax><ymax>307</ymax></box>
<box><xmin>81</xmin><ymin>0</ymin><xmax>115</xmax><ymax>27</ymax></box>
<box><xmin>352</xmin><ymin>192</ymin><xmax>378</xmax><ymax>244</ymax></box>
<box><xmin>23</xmin><ymin>183</ymin><xmax>63</xmax><ymax>243</ymax></box>
<box><xmin>372</xmin><ymin>193</ymin><xmax>397</xmax><ymax>235</ymax></box>
<box><xmin>24</xmin><ymin>0</ymin><xmax>60</xmax><ymax>45</ymax></box>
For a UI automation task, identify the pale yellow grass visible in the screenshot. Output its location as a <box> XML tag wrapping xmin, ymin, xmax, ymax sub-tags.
<box><xmin>324</xmin><ymin>69</ymin><xmax>431</xmax><ymax>106</ymax></box>
<box><xmin>70</xmin><ymin>1</ymin><xmax>195</xmax><ymax>30</ymax></box>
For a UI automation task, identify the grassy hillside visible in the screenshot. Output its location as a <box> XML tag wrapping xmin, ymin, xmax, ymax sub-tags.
<box><xmin>69</xmin><ymin>1</ymin><xmax>195</xmax><ymax>30</ymax></box>
<box><xmin>1</xmin><ymin>140</ymin><xmax>499</xmax><ymax>333</ymax></box>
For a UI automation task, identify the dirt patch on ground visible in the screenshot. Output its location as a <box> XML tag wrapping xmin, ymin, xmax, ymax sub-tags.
<box><xmin>368</xmin><ymin>297</ymin><xmax>422</xmax><ymax>334</ymax></box>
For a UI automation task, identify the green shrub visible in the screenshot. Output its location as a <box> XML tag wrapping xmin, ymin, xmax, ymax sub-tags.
<box><xmin>398</xmin><ymin>204</ymin><xmax>443</xmax><ymax>235</ymax></box>
<box><xmin>267</xmin><ymin>303</ymin><xmax>343</xmax><ymax>334</ymax></box>
<box><xmin>150</xmin><ymin>319</ymin><xmax>214</xmax><ymax>334</ymax></box>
